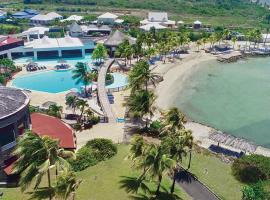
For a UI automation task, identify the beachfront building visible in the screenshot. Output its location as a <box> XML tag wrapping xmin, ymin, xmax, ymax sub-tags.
<box><xmin>0</xmin><ymin>87</ymin><xmax>76</xmax><ymax>180</ymax></box>
<box><xmin>0</xmin><ymin>10</ymin><xmax>7</xmax><ymax>20</ymax></box>
<box><xmin>18</xmin><ymin>26</ymin><xmax>49</xmax><ymax>41</ymax></box>
<box><xmin>82</xmin><ymin>24</ymin><xmax>112</xmax><ymax>37</ymax></box>
<box><xmin>140</xmin><ymin>12</ymin><xmax>176</xmax><ymax>28</ymax></box>
<box><xmin>140</xmin><ymin>23</ymin><xmax>167</xmax><ymax>31</ymax></box>
<box><xmin>3</xmin><ymin>36</ymin><xmax>94</xmax><ymax>59</ymax></box>
<box><xmin>0</xmin><ymin>36</ymin><xmax>24</xmax><ymax>59</ymax></box>
<box><xmin>61</xmin><ymin>15</ymin><xmax>83</xmax><ymax>22</ymax></box>
<box><xmin>30</xmin><ymin>12</ymin><xmax>63</xmax><ymax>25</ymax></box>
<box><xmin>0</xmin><ymin>87</ymin><xmax>31</xmax><ymax>179</ymax></box>
<box><xmin>97</xmin><ymin>12</ymin><xmax>121</xmax><ymax>25</ymax></box>
<box><xmin>12</xmin><ymin>9</ymin><xmax>39</xmax><ymax>19</ymax></box>
<box><xmin>69</xmin><ymin>22</ymin><xmax>112</xmax><ymax>37</ymax></box>
<box><xmin>193</xmin><ymin>20</ymin><xmax>202</xmax><ymax>29</ymax></box>
<box><xmin>104</xmin><ymin>30</ymin><xmax>136</xmax><ymax>56</ymax></box>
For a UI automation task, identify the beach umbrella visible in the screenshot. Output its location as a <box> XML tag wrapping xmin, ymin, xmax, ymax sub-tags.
<box><xmin>58</xmin><ymin>59</ymin><xmax>67</xmax><ymax>64</ymax></box>
<box><xmin>41</xmin><ymin>101</ymin><xmax>56</xmax><ymax>110</ymax></box>
<box><xmin>66</xmin><ymin>91</ymin><xmax>79</xmax><ymax>98</ymax></box>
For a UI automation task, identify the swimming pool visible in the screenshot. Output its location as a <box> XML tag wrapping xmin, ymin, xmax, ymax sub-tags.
<box><xmin>12</xmin><ymin>70</ymin><xmax>128</xmax><ymax>93</ymax></box>
<box><xmin>14</xmin><ymin>55</ymin><xmax>93</xmax><ymax>68</ymax></box>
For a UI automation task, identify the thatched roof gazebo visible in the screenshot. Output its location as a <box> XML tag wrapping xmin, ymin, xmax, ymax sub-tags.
<box><xmin>104</xmin><ymin>30</ymin><xmax>136</xmax><ymax>56</ymax></box>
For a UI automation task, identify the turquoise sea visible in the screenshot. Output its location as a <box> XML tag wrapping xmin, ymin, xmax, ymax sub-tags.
<box><xmin>173</xmin><ymin>57</ymin><xmax>270</xmax><ymax>148</ymax></box>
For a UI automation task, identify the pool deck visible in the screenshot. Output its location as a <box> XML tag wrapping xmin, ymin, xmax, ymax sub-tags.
<box><xmin>97</xmin><ymin>59</ymin><xmax>116</xmax><ymax>123</ymax></box>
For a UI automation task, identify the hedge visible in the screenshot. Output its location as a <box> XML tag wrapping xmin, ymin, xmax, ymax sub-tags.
<box><xmin>70</xmin><ymin>138</ymin><xmax>117</xmax><ymax>171</ymax></box>
<box><xmin>232</xmin><ymin>154</ymin><xmax>270</xmax><ymax>183</ymax></box>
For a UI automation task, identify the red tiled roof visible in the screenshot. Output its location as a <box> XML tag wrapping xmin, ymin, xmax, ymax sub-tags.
<box><xmin>31</xmin><ymin>113</ymin><xmax>76</xmax><ymax>149</ymax></box>
<box><xmin>0</xmin><ymin>36</ymin><xmax>21</xmax><ymax>47</ymax></box>
<box><xmin>3</xmin><ymin>162</ymin><xmax>13</xmax><ymax>175</ymax></box>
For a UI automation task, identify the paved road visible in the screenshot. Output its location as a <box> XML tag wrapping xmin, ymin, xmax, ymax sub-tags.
<box><xmin>176</xmin><ymin>170</ymin><xmax>219</xmax><ymax>200</ymax></box>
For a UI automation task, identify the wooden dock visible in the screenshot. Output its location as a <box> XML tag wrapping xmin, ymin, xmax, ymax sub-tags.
<box><xmin>97</xmin><ymin>59</ymin><xmax>116</xmax><ymax>123</ymax></box>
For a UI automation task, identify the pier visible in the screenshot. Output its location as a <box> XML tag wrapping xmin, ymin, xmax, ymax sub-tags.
<box><xmin>97</xmin><ymin>59</ymin><xmax>116</xmax><ymax>123</ymax></box>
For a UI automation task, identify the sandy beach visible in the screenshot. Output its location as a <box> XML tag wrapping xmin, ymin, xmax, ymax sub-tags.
<box><xmin>154</xmin><ymin>51</ymin><xmax>216</xmax><ymax>110</ymax></box>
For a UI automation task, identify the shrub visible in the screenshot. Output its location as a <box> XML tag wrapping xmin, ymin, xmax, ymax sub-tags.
<box><xmin>242</xmin><ymin>182</ymin><xmax>270</xmax><ymax>200</ymax></box>
<box><xmin>232</xmin><ymin>155</ymin><xmax>270</xmax><ymax>183</ymax></box>
<box><xmin>149</xmin><ymin>120</ymin><xmax>163</xmax><ymax>136</ymax></box>
<box><xmin>70</xmin><ymin>139</ymin><xmax>117</xmax><ymax>171</ymax></box>
<box><xmin>86</xmin><ymin>138</ymin><xmax>117</xmax><ymax>161</ymax></box>
<box><xmin>0</xmin><ymin>75</ymin><xmax>5</xmax><ymax>85</ymax></box>
<box><xmin>69</xmin><ymin>146</ymin><xmax>97</xmax><ymax>171</ymax></box>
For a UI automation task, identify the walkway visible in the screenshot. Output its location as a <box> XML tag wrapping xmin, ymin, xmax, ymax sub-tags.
<box><xmin>97</xmin><ymin>59</ymin><xmax>116</xmax><ymax>123</ymax></box>
<box><xmin>176</xmin><ymin>170</ymin><xmax>220</xmax><ymax>200</ymax></box>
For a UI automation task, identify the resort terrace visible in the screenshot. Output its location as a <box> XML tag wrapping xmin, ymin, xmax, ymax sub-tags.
<box><xmin>5</xmin><ymin>36</ymin><xmax>95</xmax><ymax>60</ymax></box>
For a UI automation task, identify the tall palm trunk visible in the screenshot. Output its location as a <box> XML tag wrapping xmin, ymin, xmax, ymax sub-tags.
<box><xmin>156</xmin><ymin>175</ymin><xmax>163</xmax><ymax>196</ymax></box>
<box><xmin>84</xmin><ymin>85</ymin><xmax>87</xmax><ymax>97</ymax></box>
<box><xmin>170</xmin><ymin>169</ymin><xmax>177</xmax><ymax>194</ymax></box>
<box><xmin>188</xmin><ymin>150</ymin><xmax>192</xmax><ymax>169</ymax></box>
<box><xmin>47</xmin><ymin>170</ymin><xmax>52</xmax><ymax>200</ymax></box>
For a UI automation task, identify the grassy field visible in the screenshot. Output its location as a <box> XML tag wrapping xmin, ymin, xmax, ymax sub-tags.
<box><xmin>182</xmin><ymin>149</ymin><xmax>244</xmax><ymax>200</ymax></box>
<box><xmin>1</xmin><ymin>145</ymin><xmax>190</xmax><ymax>200</ymax></box>
<box><xmin>1</xmin><ymin>144</ymin><xmax>245</xmax><ymax>200</ymax></box>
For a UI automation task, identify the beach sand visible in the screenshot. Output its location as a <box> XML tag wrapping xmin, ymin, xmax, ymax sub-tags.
<box><xmin>154</xmin><ymin>52</ymin><xmax>215</xmax><ymax>110</ymax></box>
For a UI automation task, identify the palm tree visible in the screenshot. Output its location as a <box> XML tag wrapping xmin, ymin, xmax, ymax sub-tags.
<box><xmin>196</xmin><ymin>39</ymin><xmax>202</xmax><ymax>52</ymax></box>
<box><xmin>126</xmin><ymin>90</ymin><xmax>156</xmax><ymax>128</ymax></box>
<box><xmin>143</xmin><ymin>144</ymin><xmax>175</xmax><ymax>196</ymax></box>
<box><xmin>161</xmin><ymin>107</ymin><xmax>186</xmax><ymax>136</ymax></box>
<box><xmin>47</xmin><ymin>104</ymin><xmax>63</xmax><ymax>118</ymax></box>
<box><xmin>65</xmin><ymin>96</ymin><xmax>78</xmax><ymax>114</ymax></box>
<box><xmin>223</xmin><ymin>29</ymin><xmax>231</xmax><ymax>41</ymax></box>
<box><xmin>263</xmin><ymin>28</ymin><xmax>269</xmax><ymax>46</ymax></box>
<box><xmin>128</xmin><ymin>59</ymin><xmax>159</xmax><ymax>92</ymax></box>
<box><xmin>129</xmin><ymin>134</ymin><xmax>145</xmax><ymax>161</ymax></box>
<box><xmin>29</xmin><ymin>169</ymin><xmax>81</xmax><ymax>200</ymax></box>
<box><xmin>161</xmin><ymin>129</ymin><xmax>193</xmax><ymax>194</ymax></box>
<box><xmin>72</xmin><ymin>62</ymin><xmax>91</xmax><ymax>96</ymax></box>
<box><xmin>232</xmin><ymin>36</ymin><xmax>237</xmax><ymax>49</ymax></box>
<box><xmin>183</xmin><ymin>130</ymin><xmax>194</xmax><ymax>170</ymax></box>
<box><xmin>54</xmin><ymin>169</ymin><xmax>81</xmax><ymax>200</ymax></box>
<box><xmin>116</xmin><ymin>39</ymin><xmax>133</xmax><ymax>66</ymax></box>
<box><xmin>92</xmin><ymin>43</ymin><xmax>108</xmax><ymax>64</ymax></box>
<box><xmin>13</xmin><ymin>131</ymin><xmax>74</xmax><ymax>197</ymax></box>
<box><xmin>76</xmin><ymin>99</ymin><xmax>89</xmax><ymax>123</ymax></box>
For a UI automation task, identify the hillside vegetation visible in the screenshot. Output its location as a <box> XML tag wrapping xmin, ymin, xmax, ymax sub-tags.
<box><xmin>3</xmin><ymin>0</ymin><xmax>270</xmax><ymax>28</ymax></box>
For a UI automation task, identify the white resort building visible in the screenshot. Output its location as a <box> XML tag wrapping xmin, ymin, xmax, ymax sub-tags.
<box><xmin>19</xmin><ymin>27</ymin><xmax>50</xmax><ymax>41</ymax></box>
<box><xmin>30</xmin><ymin>12</ymin><xmax>63</xmax><ymax>25</ymax></box>
<box><xmin>3</xmin><ymin>36</ymin><xmax>94</xmax><ymax>60</ymax></box>
<box><xmin>96</xmin><ymin>12</ymin><xmax>123</xmax><ymax>24</ymax></box>
<box><xmin>140</xmin><ymin>12</ymin><xmax>176</xmax><ymax>30</ymax></box>
<box><xmin>61</xmin><ymin>15</ymin><xmax>83</xmax><ymax>22</ymax></box>
<box><xmin>69</xmin><ymin>22</ymin><xmax>112</xmax><ymax>37</ymax></box>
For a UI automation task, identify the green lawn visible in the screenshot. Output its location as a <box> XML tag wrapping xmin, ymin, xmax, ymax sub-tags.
<box><xmin>1</xmin><ymin>145</ymin><xmax>190</xmax><ymax>200</ymax></box>
<box><xmin>182</xmin><ymin>150</ymin><xmax>244</xmax><ymax>200</ymax></box>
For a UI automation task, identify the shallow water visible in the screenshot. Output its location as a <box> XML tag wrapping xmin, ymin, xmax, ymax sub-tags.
<box><xmin>173</xmin><ymin>57</ymin><xmax>270</xmax><ymax>147</ymax></box>
<box><xmin>13</xmin><ymin>71</ymin><xmax>127</xmax><ymax>93</ymax></box>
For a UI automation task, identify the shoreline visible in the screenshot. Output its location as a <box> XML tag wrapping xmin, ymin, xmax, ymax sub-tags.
<box><xmin>153</xmin><ymin>51</ymin><xmax>270</xmax><ymax>157</ymax></box>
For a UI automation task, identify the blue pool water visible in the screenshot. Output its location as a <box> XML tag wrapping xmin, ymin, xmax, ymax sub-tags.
<box><xmin>14</xmin><ymin>55</ymin><xmax>93</xmax><ymax>68</ymax></box>
<box><xmin>12</xmin><ymin>70</ymin><xmax>128</xmax><ymax>93</ymax></box>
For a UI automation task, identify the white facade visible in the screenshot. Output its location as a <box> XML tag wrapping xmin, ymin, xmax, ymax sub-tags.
<box><xmin>5</xmin><ymin>36</ymin><xmax>94</xmax><ymax>60</ymax></box>
<box><xmin>61</xmin><ymin>15</ymin><xmax>83</xmax><ymax>22</ymax></box>
<box><xmin>30</xmin><ymin>12</ymin><xmax>63</xmax><ymax>25</ymax></box>
<box><xmin>97</xmin><ymin>12</ymin><xmax>118</xmax><ymax>24</ymax></box>
<box><xmin>140</xmin><ymin>12</ymin><xmax>175</xmax><ymax>28</ymax></box>
<box><xmin>140</xmin><ymin>23</ymin><xmax>167</xmax><ymax>31</ymax></box>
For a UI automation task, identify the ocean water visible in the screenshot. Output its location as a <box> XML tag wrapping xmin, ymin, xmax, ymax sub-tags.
<box><xmin>173</xmin><ymin>57</ymin><xmax>270</xmax><ymax>147</ymax></box>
